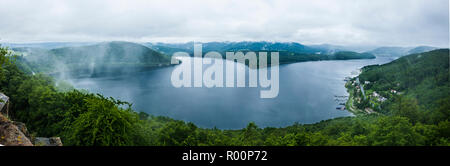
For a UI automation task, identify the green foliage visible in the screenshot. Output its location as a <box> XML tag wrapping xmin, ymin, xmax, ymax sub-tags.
<box><xmin>239</xmin><ymin>122</ymin><xmax>263</xmax><ymax>145</ymax></box>
<box><xmin>0</xmin><ymin>46</ymin><xmax>13</xmax><ymax>81</ymax></box>
<box><xmin>65</xmin><ymin>95</ymin><xmax>138</xmax><ymax>146</ymax></box>
<box><xmin>368</xmin><ymin>116</ymin><xmax>424</xmax><ymax>146</ymax></box>
<box><xmin>390</xmin><ymin>96</ymin><xmax>422</xmax><ymax>124</ymax></box>
<box><xmin>158</xmin><ymin>121</ymin><xmax>199</xmax><ymax>146</ymax></box>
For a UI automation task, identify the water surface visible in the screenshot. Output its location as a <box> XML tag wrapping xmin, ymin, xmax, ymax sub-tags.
<box><xmin>70</xmin><ymin>57</ymin><xmax>393</xmax><ymax>129</ymax></box>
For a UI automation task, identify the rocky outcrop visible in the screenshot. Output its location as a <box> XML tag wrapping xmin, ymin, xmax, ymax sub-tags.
<box><xmin>0</xmin><ymin>92</ymin><xmax>8</xmax><ymax>114</ymax></box>
<box><xmin>0</xmin><ymin>93</ymin><xmax>63</xmax><ymax>146</ymax></box>
<box><xmin>12</xmin><ymin>121</ymin><xmax>30</xmax><ymax>138</ymax></box>
<box><xmin>0</xmin><ymin>93</ymin><xmax>32</xmax><ymax>146</ymax></box>
<box><xmin>0</xmin><ymin>114</ymin><xmax>65</xmax><ymax>146</ymax></box>
<box><xmin>0</xmin><ymin>114</ymin><xmax>33</xmax><ymax>146</ymax></box>
<box><xmin>34</xmin><ymin>137</ymin><xmax>63</xmax><ymax>146</ymax></box>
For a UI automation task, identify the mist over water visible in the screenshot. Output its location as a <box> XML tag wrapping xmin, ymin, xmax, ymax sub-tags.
<box><xmin>69</xmin><ymin>57</ymin><xmax>393</xmax><ymax>129</ymax></box>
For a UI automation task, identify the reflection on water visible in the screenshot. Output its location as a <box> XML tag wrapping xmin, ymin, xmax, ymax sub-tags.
<box><xmin>70</xmin><ymin>57</ymin><xmax>393</xmax><ymax>129</ymax></box>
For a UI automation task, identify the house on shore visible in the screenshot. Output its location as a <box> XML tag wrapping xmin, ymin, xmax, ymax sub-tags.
<box><xmin>372</xmin><ymin>91</ymin><xmax>387</xmax><ymax>102</ymax></box>
<box><xmin>356</xmin><ymin>78</ymin><xmax>366</xmax><ymax>99</ymax></box>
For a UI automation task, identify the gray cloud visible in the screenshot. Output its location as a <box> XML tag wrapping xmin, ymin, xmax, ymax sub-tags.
<box><xmin>0</xmin><ymin>0</ymin><xmax>448</xmax><ymax>47</ymax></box>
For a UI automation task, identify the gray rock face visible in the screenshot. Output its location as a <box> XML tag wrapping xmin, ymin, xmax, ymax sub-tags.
<box><xmin>0</xmin><ymin>93</ymin><xmax>63</xmax><ymax>146</ymax></box>
<box><xmin>34</xmin><ymin>137</ymin><xmax>63</xmax><ymax>146</ymax></box>
<box><xmin>0</xmin><ymin>114</ymin><xmax>33</xmax><ymax>146</ymax></box>
<box><xmin>12</xmin><ymin>121</ymin><xmax>30</xmax><ymax>139</ymax></box>
<box><xmin>0</xmin><ymin>92</ymin><xmax>8</xmax><ymax>112</ymax></box>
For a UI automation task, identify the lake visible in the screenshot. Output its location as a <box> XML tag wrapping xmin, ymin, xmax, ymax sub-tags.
<box><xmin>69</xmin><ymin>57</ymin><xmax>393</xmax><ymax>129</ymax></box>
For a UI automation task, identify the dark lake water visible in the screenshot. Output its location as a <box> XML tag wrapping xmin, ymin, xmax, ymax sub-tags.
<box><xmin>69</xmin><ymin>57</ymin><xmax>393</xmax><ymax>129</ymax></box>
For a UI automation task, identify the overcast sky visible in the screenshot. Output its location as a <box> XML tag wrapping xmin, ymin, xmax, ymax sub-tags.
<box><xmin>0</xmin><ymin>0</ymin><xmax>448</xmax><ymax>47</ymax></box>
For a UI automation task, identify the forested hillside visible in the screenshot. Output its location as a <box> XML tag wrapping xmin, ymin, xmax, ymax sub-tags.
<box><xmin>147</xmin><ymin>41</ymin><xmax>375</xmax><ymax>65</ymax></box>
<box><xmin>12</xmin><ymin>41</ymin><xmax>171</xmax><ymax>77</ymax></box>
<box><xmin>359</xmin><ymin>49</ymin><xmax>449</xmax><ymax>110</ymax></box>
<box><xmin>367</xmin><ymin>46</ymin><xmax>438</xmax><ymax>57</ymax></box>
<box><xmin>0</xmin><ymin>46</ymin><xmax>448</xmax><ymax>146</ymax></box>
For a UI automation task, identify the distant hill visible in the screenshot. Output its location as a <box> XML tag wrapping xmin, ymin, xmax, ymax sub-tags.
<box><xmin>407</xmin><ymin>46</ymin><xmax>438</xmax><ymax>54</ymax></box>
<box><xmin>276</xmin><ymin>50</ymin><xmax>374</xmax><ymax>63</ymax></box>
<box><xmin>50</xmin><ymin>41</ymin><xmax>170</xmax><ymax>65</ymax></box>
<box><xmin>10</xmin><ymin>41</ymin><xmax>380</xmax><ymax>72</ymax></box>
<box><xmin>146</xmin><ymin>41</ymin><xmax>376</xmax><ymax>65</ymax></box>
<box><xmin>216</xmin><ymin>41</ymin><xmax>322</xmax><ymax>54</ymax></box>
<box><xmin>3</xmin><ymin>42</ymin><xmax>96</xmax><ymax>49</ymax></box>
<box><xmin>367</xmin><ymin>46</ymin><xmax>438</xmax><ymax>57</ymax></box>
<box><xmin>146</xmin><ymin>43</ymin><xmax>194</xmax><ymax>56</ymax></box>
<box><xmin>367</xmin><ymin>47</ymin><xmax>411</xmax><ymax>57</ymax></box>
<box><xmin>13</xmin><ymin>41</ymin><xmax>171</xmax><ymax>77</ymax></box>
<box><xmin>146</xmin><ymin>41</ymin><xmax>326</xmax><ymax>56</ymax></box>
<box><xmin>307</xmin><ymin>44</ymin><xmax>377</xmax><ymax>53</ymax></box>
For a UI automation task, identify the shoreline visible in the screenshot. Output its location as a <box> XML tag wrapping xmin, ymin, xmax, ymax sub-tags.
<box><xmin>344</xmin><ymin>79</ymin><xmax>368</xmax><ymax>116</ymax></box>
